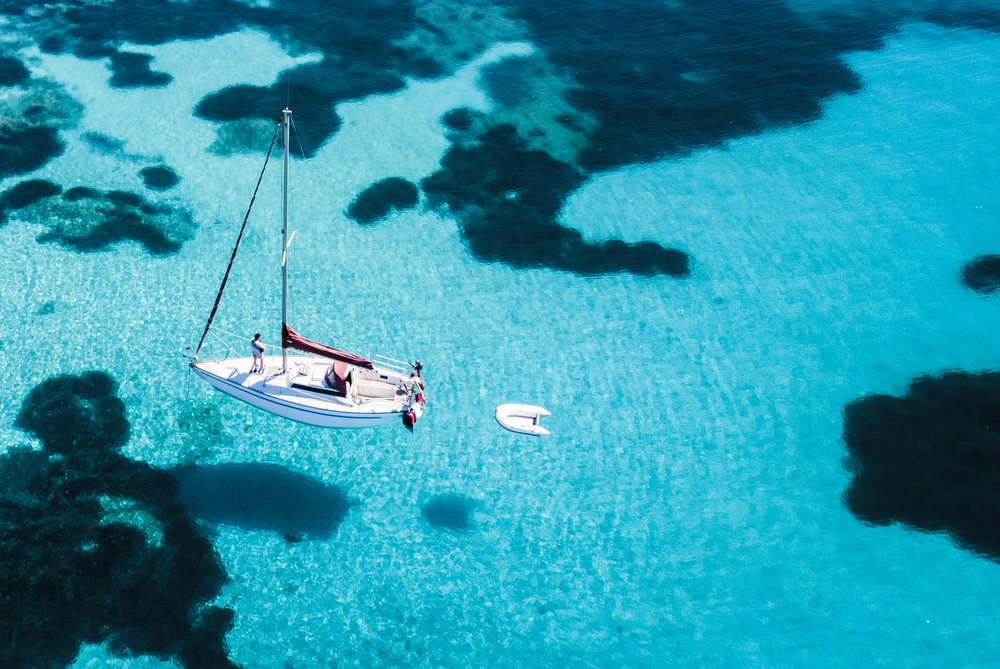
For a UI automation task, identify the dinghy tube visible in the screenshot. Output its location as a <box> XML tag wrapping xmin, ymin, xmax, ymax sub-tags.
<box><xmin>495</xmin><ymin>404</ymin><xmax>551</xmax><ymax>436</ymax></box>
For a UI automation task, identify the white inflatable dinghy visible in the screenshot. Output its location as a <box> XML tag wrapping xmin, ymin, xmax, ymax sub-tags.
<box><xmin>495</xmin><ymin>404</ymin><xmax>551</xmax><ymax>436</ymax></box>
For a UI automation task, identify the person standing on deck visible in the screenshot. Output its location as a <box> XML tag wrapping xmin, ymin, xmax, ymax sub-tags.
<box><xmin>251</xmin><ymin>333</ymin><xmax>265</xmax><ymax>373</ymax></box>
<box><xmin>410</xmin><ymin>360</ymin><xmax>426</xmax><ymax>405</ymax></box>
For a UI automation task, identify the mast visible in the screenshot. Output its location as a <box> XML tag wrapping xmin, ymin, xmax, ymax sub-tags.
<box><xmin>281</xmin><ymin>108</ymin><xmax>290</xmax><ymax>373</ymax></box>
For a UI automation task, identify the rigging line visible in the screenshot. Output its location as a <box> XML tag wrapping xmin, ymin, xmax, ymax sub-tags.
<box><xmin>194</xmin><ymin>122</ymin><xmax>281</xmax><ymax>359</ymax></box>
<box><xmin>297</xmin><ymin>302</ymin><xmax>350</xmax><ymax>347</ymax></box>
<box><xmin>289</xmin><ymin>117</ymin><xmax>308</xmax><ymax>162</ymax></box>
<box><xmin>296</xmin><ymin>301</ymin><xmax>368</xmax><ymax>357</ymax></box>
<box><xmin>207</xmin><ymin>326</ymin><xmax>253</xmax><ymax>341</ymax></box>
<box><xmin>209</xmin><ymin>327</ymin><xmax>279</xmax><ymax>354</ymax></box>
<box><xmin>209</xmin><ymin>328</ymin><xmax>240</xmax><ymax>359</ymax></box>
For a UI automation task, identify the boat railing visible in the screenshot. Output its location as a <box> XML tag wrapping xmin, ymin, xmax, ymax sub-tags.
<box><xmin>372</xmin><ymin>354</ymin><xmax>412</xmax><ymax>375</ymax></box>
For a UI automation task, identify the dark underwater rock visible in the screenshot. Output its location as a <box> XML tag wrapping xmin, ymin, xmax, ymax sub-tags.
<box><xmin>3</xmin><ymin>0</ymin><xmax>435</xmax><ymax>158</ymax></box>
<box><xmin>140</xmin><ymin>164</ymin><xmax>181</xmax><ymax>190</ymax></box>
<box><xmin>173</xmin><ymin>463</ymin><xmax>353</xmax><ymax>540</ymax></box>
<box><xmin>15</xmin><ymin>371</ymin><xmax>130</xmax><ymax>455</ymax></box>
<box><xmin>442</xmin><ymin>107</ymin><xmax>478</xmax><ymax>131</ymax></box>
<box><xmin>419</xmin><ymin>1</ymin><xmax>1000</xmax><ymax>278</ymax></box>
<box><xmin>3</xmin><ymin>371</ymin><xmax>238</xmax><ymax>669</ymax></box>
<box><xmin>0</xmin><ymin>178</ymin><xmax>61</xmax><ymax>210</ymax></box>
<box><xmin>422</xmin><ymin>493</ymin><xmax>479</xmax><ymax>532</ymax></box>
<box><xmin>104</xmin><ymin>189</ymin><xmax>143</xmax><ymax>207</ymax></box>
<box><xmin>0</xmin><ymin>54</ymin><xmax>30</xmax><ymax>87</ymax></box>
<box><xmin>190</xmin><ymin>7</ymin><xmax>430</xmax><ymax>157</ymax></box>
<box><xmin>502</xmin><ymin>0</ymin><xmax>879</xmax><ymax>171</ymax></box>
<box><xmin>960</xmin><ymin>255</ymin><xmax>1000</xmax><ymax>295</ymax></box>
<box><xmin>843</xmin><ymin>371</ymin><xmax>1000</xmax><ymax>561</ymax></box>
<box><xmin>194</xmin><ymin>65</ymin><xmax>347</xmax><ymax>158</ymax></box>
<box><xmin>347</xmin><ymin>177</ymin><xmax>419</xmax><ymax>225</ymax></box>
<box><xmin>108</xmin><ymin>51</ymin><xmax>171</xmax><ymax>88</ymax></box>
<box><xmin>63</xmin><ymin>186</ymin><xmax>103</xmax><ymax>201</ymax></box>
<box><xmin>7</xmin><ymin>0</ymin><xmax>995</xmax><ymax>281</ymax></box>
<box><xmin>194</xmin><ymin>55</ymin><xmax>419</xmax><ymax>157</ymax></box>
<box><xmin>0</xmin><ymin>69</ymin><xmax>81</xmax><ymax>179</ymax></box>
<box><xmin>0</xmin><ymin>180</ymin><xmax>196</xmax><ymax>255</ymax></box>
<box><xmin>0</xmin><ymin>125</ymin><xmax>65</xmax><ymax>180</ymax></box>
<box><xmin>422</xmin><ymin>124</ymin><xmax>691</xmax><ymax>277</ymax></box>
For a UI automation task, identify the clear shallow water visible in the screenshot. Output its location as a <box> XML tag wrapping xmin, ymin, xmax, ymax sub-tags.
<box><xmin>1</xmin><ymin>6</ymin><xmax>1000</xmax><ymax>669</ymax></box>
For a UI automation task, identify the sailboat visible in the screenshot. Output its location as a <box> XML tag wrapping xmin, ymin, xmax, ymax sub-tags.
<box><xmin>189</xmin><ymin>109</ymin><xmax>426</xmax><ymax>429</ymax></box>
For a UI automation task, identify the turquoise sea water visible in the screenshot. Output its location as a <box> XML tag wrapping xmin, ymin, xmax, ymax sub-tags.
<box><xmin>2</xmin><ymin>4</ymin><xmax>1000</xmax><ymax>668</ymax></box>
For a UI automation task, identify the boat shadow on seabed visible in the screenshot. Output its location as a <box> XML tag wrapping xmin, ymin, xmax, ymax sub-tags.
<box><xmin>171</xmin><ymin>462</ymin><xmax>354</xmax><ymax>542</ymax></box>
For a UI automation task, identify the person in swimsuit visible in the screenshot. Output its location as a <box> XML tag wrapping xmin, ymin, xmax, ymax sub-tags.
<box><xmin>251</xmin><ymin>333</ymin><xmax>265</xmax><ymax>373</ymax></box>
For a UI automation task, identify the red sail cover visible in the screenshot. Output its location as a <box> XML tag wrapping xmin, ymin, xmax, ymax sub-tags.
<box><xmin>282</xmin><ymin>324</ymin><xmax>374</xmax><ymax>369</ymax></box>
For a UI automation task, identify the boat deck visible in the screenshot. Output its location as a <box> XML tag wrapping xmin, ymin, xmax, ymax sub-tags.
<box><xmin>191</xmin><ymin>355</ymin><xmax>421</xmax><ymax>428</ymax></box>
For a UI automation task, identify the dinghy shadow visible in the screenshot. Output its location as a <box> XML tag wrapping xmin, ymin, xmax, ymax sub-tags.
<box><xmin>421</xmin><ymin>493</ymin><xmax>480</xmax><ymax>533</ymax></box>
<box><xmin>172</xmin><ymin>462</ymin><xmax>354</xmax><ymax>542</ymax></box>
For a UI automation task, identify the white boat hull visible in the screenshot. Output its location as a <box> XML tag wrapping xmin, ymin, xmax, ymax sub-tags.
<box><xmin>191</xmin><ymin>355</ymin><xmax>422</xmax><ymax>429</ymax></box>
<box><xmin>495</xmin><ymin>403</ymin><xmax>551</xmax><ymax>436</ymax></box>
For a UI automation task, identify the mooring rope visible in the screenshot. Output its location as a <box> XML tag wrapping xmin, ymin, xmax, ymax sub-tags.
<box><xmin>194</xmin><ymin>123</ymin><xmax>281</xmax><ymax>359</ymax></box>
